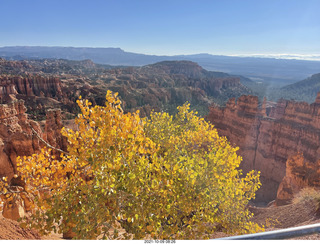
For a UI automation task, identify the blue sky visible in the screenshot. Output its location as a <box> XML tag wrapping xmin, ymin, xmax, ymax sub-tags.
<box><xmin>1</xmin><ymin>0</ymin><xmax>320</xmax><ymax>57</ymax></box>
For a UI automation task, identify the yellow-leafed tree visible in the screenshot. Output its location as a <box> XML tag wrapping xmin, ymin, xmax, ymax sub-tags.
<box><xmin>17</xmin><ymin>91</ymin><xmax>263</xmax><ymax>239</ymax></box>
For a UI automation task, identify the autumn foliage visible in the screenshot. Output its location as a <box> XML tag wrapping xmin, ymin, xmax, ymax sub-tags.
<box><xmin>15</xmin><ymin>91</ymin><xmax>263</xmax><ymax>239</ymax></box>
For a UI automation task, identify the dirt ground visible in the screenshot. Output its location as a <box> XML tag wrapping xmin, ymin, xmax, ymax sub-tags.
<box><xmin>0</xmin><ymin>215</ymin><xmax>41</xmax><ymax>240</ymax></box>
<box><xmin>249</xmin><ymin>199</ymin><xmax>320</xmax><ymax>240</ymax></box>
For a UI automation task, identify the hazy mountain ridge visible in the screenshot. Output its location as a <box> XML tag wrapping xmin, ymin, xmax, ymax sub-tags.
<box><xmin>1</xmin><ymin>46</ymin><xmax>320</xmax><ymax>87</ymax></box>
<box><xmin>268</xmin><ymin>73</ymin><xmax>320</xmax><ymax>103</ymax></box>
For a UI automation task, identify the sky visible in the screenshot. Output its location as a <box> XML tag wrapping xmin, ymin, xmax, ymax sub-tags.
<box><xmin>1</xmin><ymin>0</ymin><xmax>320</xmax><ymax>59</ymax></box>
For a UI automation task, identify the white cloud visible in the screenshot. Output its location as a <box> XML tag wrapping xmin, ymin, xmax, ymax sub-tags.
<box><xmin>229</xmin><ymin>53</ymin><xmax>320</xmax><ymax>61</ymax></box>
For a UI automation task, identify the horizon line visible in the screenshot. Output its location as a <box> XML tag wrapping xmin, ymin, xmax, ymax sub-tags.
<box><xmin>1</xmin><ymin>45</ymin><xmax>320</xmax><ymax>62</ymax></box>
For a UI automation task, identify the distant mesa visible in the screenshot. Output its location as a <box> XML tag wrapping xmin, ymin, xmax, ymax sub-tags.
<box><xmin>145</xmin><ymin>60</ymin><xmax>230</xmax><ymax>79</ymax></box>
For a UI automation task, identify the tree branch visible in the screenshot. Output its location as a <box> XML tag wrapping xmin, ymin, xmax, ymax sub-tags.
<box><xmin>29</xmin><ymin>124</ymin><xmax>69</xmax><ymax>155</ymax></box>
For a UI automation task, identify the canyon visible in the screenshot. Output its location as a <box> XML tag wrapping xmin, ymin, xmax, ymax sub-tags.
<box><xmin>0</xmin><ymin>57</ymin><xmax>319</xmax><ymax>223</ymax></box>
<box><xmin>206</xmin><ymin>93</ymin><xmax>320</xmax><ymax>204</ymax></box>
<box><xmin>0</xmin><ymin>59</ymin><xmax>254</xmax><ymax>181</ymax></box>
<box><xmin>0</xmin><ymin>59</ymin><xmax>254</xmax><ymax>119</ymax></box>
<box><xmin>0</xmin><ymin>58</ymin><xmax>256</xmax><ymax>220</ymax></box>
<box><xmin>2</xmin><ymin>46</ymin><xmax>320</xmax><ymax>87</ymax></box>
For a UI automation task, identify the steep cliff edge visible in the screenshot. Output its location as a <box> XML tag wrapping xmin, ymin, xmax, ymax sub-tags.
<box><xmin>0</xmin><ymin>74</ymin><xmax>69</xmax><ymax>121</ymax></box>
<box><xmin>0</xmin><ymin>75</ymin><xmax>62</xmax><ymax>99</ymax></box>
<box><xmin>206</xmin><ymin>93</ymin><xmax>320</xmax><ymax>203</ymax></box>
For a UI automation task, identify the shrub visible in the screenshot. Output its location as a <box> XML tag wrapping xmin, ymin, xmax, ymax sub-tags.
<box><xmin>292</xmin><ymin>187</ymin><xmax>320</xmax><ymax>204</ymax></box>
<box><xmin>17</xmin><ymin>91</ymin><xmax>263</xmax><ymax>239</ymax></box>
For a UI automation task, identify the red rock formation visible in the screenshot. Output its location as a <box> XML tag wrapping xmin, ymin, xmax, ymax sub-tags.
<box><xmin>0</xmin><ymin>100</ymin><xmax>42</xmax><ymax>181</ymax></box>
<box><xmin>0</xmin><ymin>101</ymin><xmax>68</xmax><ymax>220</ymax></box>
<box><xmin>1</xmin><ymin>190</ymin><xmax>27</xmax><ymax>221</ymax></box>
<box><xmin>44</xmin><ymin>109</ymin><xmax>68</xmax><ymax>154</ymax></box>
<box><xmin>0</xmin><ymin>75</ymin><xmax>63</xmax><ymax>100</ymax></box>
<box><xmin>276</xmin><ymin>153</ymin><xmax>320</xmax><ymax>206</ymax></box>
<box><xmin>12</xmin><ymin>75</ymin><xmax>62</xmax><ymax>98</ymax></box>
<box><xmin>206</xmin><ymin>93</ymin><xmax>320</xmax><ymax>203</ymax></box>
<box><xmin>0</xmin><ymin>79</ymin><xmax>18</xmax><ymax>99</ymax></box>
<box><xmin>315</xmin><ymin>91</ymin><xmax>320</xmax><ymax>104</ymax></box>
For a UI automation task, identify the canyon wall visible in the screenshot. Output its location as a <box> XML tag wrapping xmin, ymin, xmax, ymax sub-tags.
<box><xmin>206</xmin><ymin>93</ymin><xmax>320</xmax><ymax>203</ymax></box>
<box><xmin>0</xmin><ymin>75</ymin><xmax>63</xmax><ymax>99</ymax></box>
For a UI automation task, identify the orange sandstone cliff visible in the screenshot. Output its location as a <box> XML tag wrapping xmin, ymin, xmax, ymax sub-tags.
<box><xmin>276</xmin><ymin>153</ymin><xmax>320</xmax><ymax>205</ymax></box>
<box><xmin>0</xmin><ymin>100</ymin><xmax>66</xmax><ymax>182</ymax></box>
<box><xmin>0</xmin><ymin>75</ymin><xmax>62</xmax><ymax>99</ymax></box>
<box><xmin>206</xmin><ymin>93</ymin><xmax>320</xmax><ymax>203</ymax></box>
<box><xmin>0</xmin><ymin>100</ymin><xmax>42</xmax><ymax>181</ymax></box>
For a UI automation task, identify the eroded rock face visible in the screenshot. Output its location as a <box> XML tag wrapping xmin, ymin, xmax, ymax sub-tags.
<box><xmin>0</xmin><ymin>101</ymin><xmax>66</xmax><ymax>179</ymax></box>
<box><xmin>206</xmin><ymin>93</ymin><xmax>320</xmax><ymax>203</ymax></box>
<box><xmin>0</xmin><ymin>75</ymin><xmax>63</xmax><ymax>99</ymax></box>
<box><xmin>44</xmin><ymin>109</ymin><xmax>68</xmax><ymax>154</ymax></box>
<box><xmin>0</xmin><ymin>100</ymin><xmax>42</xmax><ymax>181</ymax></box>
<box><xmin>1</xmin><ymin>197</ymin><xmax>25</xmax><ymax>221</ymax></box>
<box><xmin>0</xmin><ymin>100</ymin><xmax>68</xmax><ymax>220</ymax></box>
<box><xmin>276</xmin><ymin>153</ymin><xmax>320</xmax><ymax>206</ymax></box>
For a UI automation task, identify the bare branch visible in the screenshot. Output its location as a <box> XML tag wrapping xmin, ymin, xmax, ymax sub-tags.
<box><xmin>0</xmin><ymin>186</ymin><xmax>25</xmax><ymax>195</ymax></box>
<box><xmin>29</xmin><ymin>124</ymin><xmax>69</xmax><ymax>155</ymax></box>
